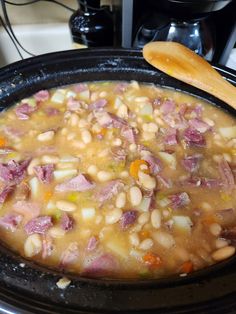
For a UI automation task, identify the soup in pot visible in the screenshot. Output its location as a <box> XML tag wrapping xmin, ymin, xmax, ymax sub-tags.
<box><xmin>0</xmin><ymin>81</ymin><xmax>235</xmax><ymax>279</ymax></box>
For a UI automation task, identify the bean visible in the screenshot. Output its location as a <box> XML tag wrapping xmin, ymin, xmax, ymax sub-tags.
<box><xmin>87</xmin><ymin>165</ymin><xmax>98</xmax><ymax>176</ymax></box>
<box><xmin>139</xmin><ymin>238</ymin><xmax>153</xmax><ymax>250</ymax></box>
<box><xmin>69</xmin><ymin>113</ymin><xmax>79</xmax><ymax>126</ymax></box>
<box><xmin>151</xmin><ymin>209</ymin><xmax>161</xmax><ymax>229</ymax></box>
<box><xmin>129</xmin><ymin>233</ymin><xmax>140</xmax><ymax>247</ymax></box>
<box><xmin>105</xmin><ymin>208</ymin><xmax>122</xmax><ymax>224</ymax></box>
<box><xmin>56</xmin><ymin>162</ymin><xmax>75</xmax><ymax>169</ymax></box>
<box><xmin>112</xmin><ymin>138</ymin><xmax>122</xmax><ymax>146</ymax></box>
<box><xmin>129</xmin><ymin>143</ymin><xmax>137</xmax><ymax>152</ymax></box>
<box><xmin>98</xmin><ymin>149</ymin><xmax>109</xmax><ymax>157</ymax></box>
<box><xmin>201</xmin><ymin>202</ymin><xmax>212</xmax><ymax>211</ymax></box>
<box><xmin>117</xmin><ymin>104</ymin><xmax>128</xmax><ymax>118</ymax></box>
<box><xmin>215</xmin><ymin>238</ymin><xmax>229</xmax><ymax>249</ymax></box>
<box><xmin>78</xmin><ymin>119</ymin><xmax>88</xmax><ymax>128</ymax></box>
<box><xmin>61</xmin><ymin>127</ymin><xmax>68</xmax><ymax>135</ymax></box>
<box><xmin>129</xmin><ymin>186</ymin><xmax>142</xmax><ymax>206</ymax></box>
<box><xmin>211</xmin><ymin>246</ymin><xmax>235</xmax><ymax>261</ymax></box>
<box><xmin>37</xmin><ymin>130</ymin><xmax>55</xmax><ymax>142</ymax></box>
<box><xmin>116</xmin><ymin>192</ymin><xmax>126</xmax><ymax>208</ymax></box>
<box><xmin>99</xmin><ymin>91</ymin><xmax>107</xmax><ymax>98</ymax></box>
<box><xmin>142</xmin><ymin>131</ymin><xmax>156</xmax><ymax>141</ymax></box>
<box><xmin>27</xmin><ymin>158</ymin><xmax>40</xmax><ymax>175</ymax></box>
<box><xmin>209</xmin><ymin>223</ymin><xmax>222</xmax><ymax>236</ymax></box>
<box><xmin>81</xmin><ymin>129</ymin><xmax>92</xmax><ymax>144</ymax></box>
<box><xmin>67</xmin><ymin>132</ymin><xmax>76</xmax><ymax>141</ymax></box>
<box><xmin>120</xmin><ymin>171</ymin><xmax>129</xmax><ymax>178</ymax></box>
<box><xmin>138</xmin><ymin>212</ymin><xmax>150</xmax><ymax>225</ymax></box>
<box><xmin>41</xmin><ymin>155</ymin><xmax>59</xmax><ymax>164</ymax></box>
<box><xmin>142</xmin><ymin>122</ymin><xmax>158</xmax><ymax>133</ymax></box>
<box><xmin>97</xmin><ymin>171</ymin><xmax>112</xmax><ymax>182</ymax></box>
<box><xmin>49</xmin><ymin>227</ymin><xmax>66</xmax><ymax>238</ymax></box>
<box><xmin>152</xmin><ymin>230</ymin><xmax>175</xmax><ymax>249</ymax></box>
<box><xmin>72</xmin><ymin>140</ymin><xmax>86</xmax><ymax>149</ymax></box>
<box><xmin>138</xmin><ymin>171</ymin><xmax>156</xmax><ymax>190</ymax></box>
<box><xmin>24</xmin><ymin>234</ymin><xmax>42</xmax><ymax>257</ymax></box>
<box><xmin>56</xmin><ymin>200</ymin><xmax>77</xmax><ymax>212</ymax></box>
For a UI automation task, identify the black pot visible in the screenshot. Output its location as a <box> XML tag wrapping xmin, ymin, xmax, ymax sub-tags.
<box><xmin>0</xmin><ymin>49</ymin><xmax>236</xmax><ymax>314</ymax></box>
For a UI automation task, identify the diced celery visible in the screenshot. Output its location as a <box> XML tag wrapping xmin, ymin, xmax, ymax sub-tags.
<box><xmin>137</xmin><ymin>197</ymin><xmax>151</xmax><ymax>212</ymax></box>
<box><xmin>51</xmin><ymin>89</ymin><xmax>66</xmax><ymax>104</ymax></box>
<box><xmin>78</xmin><ymin>90</ymin><xmax>90</xmax><ymax>101</ymax></box>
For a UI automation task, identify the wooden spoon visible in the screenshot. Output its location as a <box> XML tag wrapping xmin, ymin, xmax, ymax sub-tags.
<box><xmin>143</xmin><ymin>41</ymin><xmax>236</xmax><ymax>110</ymax></box>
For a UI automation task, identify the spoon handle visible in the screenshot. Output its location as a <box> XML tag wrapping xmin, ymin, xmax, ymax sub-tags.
<box><xmin>143</xmin><ymin>42</ymin><xmax>236</xmax><ymax>110</ymax></box>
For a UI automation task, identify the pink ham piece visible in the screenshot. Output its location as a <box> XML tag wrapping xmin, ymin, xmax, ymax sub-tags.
<box><xmin>218</xmin><ymin>159</ymin><xmax>235</xmax><ymax>187</ymax></box>
<box><xmin>189</xmin><ymin>118</ymin><xmax>211</xmax><ymax>133</ymax></box>
<box><xmin>0</xmin><ymin>159</ymin><xmax>30</xmax><ymax>185</ymax></box>
<box><xmin>87</xmin><ymin>236</ymin><xmax>98</xmax><ymax>251</ymax></box>
<box><xmin>24</xmin><ymin>216</ymin><xmax>53</xmax><ymax>235</ymax></box>
<box><xmin>44</xmin><ymin>107</ymin><xmax>60</xmax><ymax>116</ymax></box>
<box><xmin>0</xmin><ymin>213</ymin><xmax>22</xmax><ymax>232</ymax></box>
<box><xmin>221</xmin><ymin>226</ymin><xmax>236</xmax><ymax>246</ymax></box>
<box><xmin>60</xmin><ymin>213</ymin><xmax>74</xmax><ymax>231</ymax></box>
<box><xmin>120</xmin><ymin>126</ymin><xmax>136</xmax><ymax>143</ymax></box>
<box><xmin>95</xmin><ymin>180</ymin><xmax>124</xmax><ymax>203</ymax></box>
<box><xmin>60</xmin><ymin>242</ymin><xmax>79</xmax><ymax>268</ymax></box>
<box><xmin>0</xmin><ymin>185</ymin><xmax>14</xmax><ymax>204</ymax></box>
<box><xmin>89</xmin><ymin>98</ymin><xmax>107</xmax><ymax>110</ymax></box>
<box><xmin>110</xmin><ymin>147</ymin><xmax>127</xmax><ymax>162</ymax></box>
<box><xmin>67</xmin><ymin>97</ymin><xmax>82</xmax><ymax>111</ymax></box>
<box><xmin>42</xmin><ymin>235</ymin><xmax>53</xmax><ymax>259</ymax></box>
<box><xmin>34</xmin><ymin>164</ymin><xmax>54</xmax><ymax>184</ymax></box>
<box><xmin>143</xmin><ymin>155</ymin><xmax>162</xmax><ymax>175</ymax></box>
<box><xmin>183</xmin><ymin>127</ymin><xmax>206</xmax><ymax>147</ymax></box>
<box><xmin>34</xmin><ymin>90</ymin><xmax>49</xmax><ymax>102</ymax></box>
<box><xmin>182</xmin><ymin>155</ymin><xmax>201</xmax><ymax>172</ymax></box>
<box><xmin>164</xmin><ymin>128</ymin><xmax>178</xmax><ymax>146</ymax></box>
<box><xmin>84</xmin><ymin>253</ymin><xmax>118</xmax><ymax>277</ymax></box>
<box><xmin>109</xmin><ymin>113</ymin><xmax>128</xmax><ymax>129</ymax></box>
<box><xmin>120</xmin><ymin>210</ymin><xmax>137</xmax><ymax>230</ymax></box>
<box><xmin>13</xmin><ymin>201</ymin><xmax>41</xmax><ymax>220</ymax></box>
<box><xmin>15</xmin><ymin>103</ymin><xmax>37</xmax><ymax>120</ymax></box>
<box><xmin>114</xmin><ymin>82</ymin><xmax>128</xmax><ymax>93</ymax></box>
<box><xmin>73</xmin><ymin>83</ymin><xmax>88</xmax><ymax>93</ymax></box>
<box><xmin>3</xmin><ymin>126</ymin><xmax>25</xmax><ymax>140</ymax></box>
<box><xmin>160</xmin><ymin>100</ymin><xmax>176</xmax><ymax>115</ymax></box>
<box><xmin>55</xmin><ymin>174</ymin><xmax>95</xmax><ymax>192</ymax></box>
<box><xmin>169</xmin><ymin>192</ymin><xmax>190</xmax><ymax>209</ymax></box>
<box><xmin>201</xmin><ymin>177</ymin><xmax>222</xmax><ymax>188</ymax></box>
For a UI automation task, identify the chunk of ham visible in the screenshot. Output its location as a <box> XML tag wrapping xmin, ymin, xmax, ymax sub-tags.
<box><xmin>189</xmin><ymin>118</ymin><xmax>211</xmax><ymax>133</ymax></box>
<box><xmin>13</xmin><ymin>201</ymin><xmax>41</xmax><ymax>220</ymax></box>
<box><xmin>95</xmin><ymin>180</ymin><xmax>124</xmax><ymax>203</ymax></box>
<box><xmin>0</xmin><ymin>159</ymin><xmax>30</xmax><ymax>185</ymax></box>
<box><xmin>87</xmin><ymin>236</ymin><xmax>98</xmax><ymax>251</ymax></box>
<box><xmin>218</xmin><ymin>159</ymin><xmax>235</xmax><ymax>187</ymax></box>
<box><xmin>0</xmin><ymin>213</ymin><xmax>22</xmax><ymax>232</ymax></box>
<box><xmin>0</xmin><ymin>185</ymin><xmax>14</xmax><ymax>204</ymax></box>
<box><xmin>60</xmin><ymin>242</ymin><xmax>79</xmax><ymax>268</ymax></box>
<box><xmin>143</xmin><ymin>155</ymin><xmax>162</xmax><ymax>175</ymax></box>
<box><xmin>34</xmin><ymin>164</ymin><xmax>54</xmax><ymax>184</ymax></box>
<box><xmin>15</xmin><ymin>103</ymin><xmax>37</xmax><ymax>120</ymax></box>
<box><xmin>183</xmin><ymin>127</ymin><xmax>206</xmax><ymax>147</ymax></box>
<box><xmin>169</xmin><ymin>192</ymin><xmax>190</xmax><ymax>209</ymax></box>
<box><xmin>44</xmin><ymin>107</ymin><xmax>60</xmax><ymax>116</ymax></box>
<box><xmin>182</xmin><ymin>155</ymin><xmax>201</xmax><ymax>172</ymax></box>
<box><xmin>120</xmin><ymin>126</ymin><xmax>136</xmax><ymax>143</ymax></box>
<box><xmin>73</xmin><ymin>83</ymin><xmax>88</xmax><ymax>93</ymax></box>
<box><xmin>120</xmin><ymin>210</ymin><xmax>137</xmax><ymax>230</ymax></box>
<box><xmin>95</xmin><ymin>111</ymin><xmax>128</xmax><ymax>129</ymax></box>
<box><xmin>110</xmin><ymin>147</ymin><xmax>127</xmax><ymax>162</ymax></box>
<box><xmin>164</xmin><ymin>128</ymin><xmax>178</xmax><ymax>145</ymax></box>
<box><xmin>67</xmin><ymin>97</ymin><xmax>82</xmax><ymax>111</ymax></box>
<box><xmin>83</xmin><ymin>253</ymin><xmax>118</xmax><ymax>277</ymax></box>
<box><xmin>55</xmin><ymin>174</ymin><xmax>95</xmax><ymax>192</ymax></box>
<box><xmin>34</xmin><ymin>90</ymin><xmax>49</xmax><ymax>102</ymax></box>
<box><xmin>60</xmin><ymin>213</ymin><xmax>74</xmax><ymax>231</ymax></box>
<box><xmin>89</xmin><ymin>99</ymin><xmax>107</xmax><ymax>110</ymax></box>
<box><xmin>114</xmin><ymin>82</ymin><xmax>128</xmax><ymax>93</ymax></box>
<box><xmin>160</xmin><ymin>100</ymin><xmax>176</xmax><ymax>115</ymax></box>
<box><xmin>24</xmin><ymin>216</ymin><xmax>53</xmax><ymax>235</ymax></box>
<box><xmin>42</xmin><ymin>235</ymin><xmax>53</xmax><ymax>259</ymax></box>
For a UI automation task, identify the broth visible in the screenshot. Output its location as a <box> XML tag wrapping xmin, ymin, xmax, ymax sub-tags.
<box><xmin>0</xmin><ymin>81</ymin><xmax>235</xmax><ymax>279</ymax></box>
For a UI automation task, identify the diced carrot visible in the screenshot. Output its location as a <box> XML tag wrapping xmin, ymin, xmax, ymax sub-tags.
<box><xmin>180</xmin><ymin>261</ymin><xmax>193</xmax><ymax>274</ymax></box>
<box><xmin>139</xmin><ymin>230</ymin><xmax>150</xmax><ymax>239</ymax></box>
<box><xmin>44</xmin><ymin>191</ymin><xmax>53</xmax><ymax>202</ymax></box>
<box><xmin>143</xmin><ymin>252</ymin><xmax>162</xmax><ymax>269</ymax></box>
<box><xmin>93</xmin><ymin>127</ymin><xmax>107</xmax><ymax>137</ymax></box>
<box><xmin>129</xmin><ymin>159</ymin><xmax>149</xmax><ymax>179</ymax></box>
<box><xmin>0</xmin><ymin>136</ymin><xmax>6</xmax><ymax>147</ymax></box>
<box><xmin>202</xmin><ymin>214</ymin><xmax>217</xmax><ymax>226</ymax></box>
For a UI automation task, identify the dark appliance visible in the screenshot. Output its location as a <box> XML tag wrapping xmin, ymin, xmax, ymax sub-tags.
<box><xmin>0</xmin><ymin>48</ymin><xmax>236</xmax><ymax>313</ymax></box>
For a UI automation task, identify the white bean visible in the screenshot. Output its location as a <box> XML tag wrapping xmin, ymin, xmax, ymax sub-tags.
<box><xmin>78</xmin><ymin>119</ymin><xmax>88</xmax><ymax>128</ymax></box>
<box><xmin>209</xmin><ymin>223</ymin><xmax>222</xmax><ymax>236</ymax></box>
<box><xmin>87</xmin><ymin>165</ymin><xmax>98</xmax><ymax>176</ymax></box>
<box><xmin>120</xmin><ymin>171</ymin><xmax>129</xmax><ymax>178</ymax></box>
<box><xmin>138</xmin><ymin>212</ymin><xmax>150</xmax><ymax>225</ymax></box>
<box><xmin>105</xmin><ymin>208</ymin><xmax>122</xmax><ymax>224</ymax></box>
<box><xmin>138</xmin><ymin>171</ymin><xmax>156</xmax><ymax>190</ymax></box>
<box><xmin>151</xmin><ymin>209</ymin><xmax>161</xmax><ymax>229</ymax></box>
<box><xmin>112</xmin><ymin>138</ymin><xmax>122</xmax><ymax>146</ymax></box>
<box><xmin>69</xmin><ymin>113</ymin><xmax>79</xmax><ymax>126</ymax></box>
<box><xmin>129</xmin><ymin>233</ymin><xmax>140</xmax><ymax>247</ymax></box>
<box><xmin>27</xmin><ymin>158</ymin><xmax>40</xmax><ymax>175</ymax></box>
<box><xmin>41</xmin><ymin>155</ymin><xmax>59</xmax><ymax>164</ymax></box>
<box><xmin>56</xmin><ymin>200</ymin><xmax>77</xmax><ymax>212</ymax></box>
<box><xmin>97</xmin><ymin>171</ymin><xmax>112</xmax><ymax>182</ymax></box>
<box><xmin>81</xmin><ymin>129</ymin><xmax>92</xmax><ymax>144</ymax></box>
<box><xmin>116</xmin><ymin>192</ymin><xmax>126</xmax><ymax>208</ymax></box>
<box><xmin>211</xmin><ymin>246</ymin><xmax>235</xmax><ymax>261</ymax></box>
<box><xmin>37</xmin><ymin>130</ymin><xmax>55</xmax><ymax>142</ymax></box>
<box><xmin>24</xmin><ymin>234</ymin><xmax>42</xmax><ymax>257</ymax></box>
<box><xmin>215</xmin><ymin>238</ymin><xmax>229</xmax><ymax>249</ymax></box>
<box><xmin>152</xmin><ymin>230</ymin><xmax>175</xmax><ymax>249</ymax></box>
<box><xmin>129</xmin><ymin>143</ymin><xmax>137</xmax><ymax>152</ymax></box>
<box><xmin>139</xmin><ymin>238</ymin><xmax>153</xmax><ymax>250</ymax></box>
<box><xmin>49</xmin><ymin>227</ymin><xmax>66</xmax><ymax>238</ymax></box>
<box><xmin>129</xmin><ymin>186</ymin><xmax>142</xmax><ymax>206</ymax></box>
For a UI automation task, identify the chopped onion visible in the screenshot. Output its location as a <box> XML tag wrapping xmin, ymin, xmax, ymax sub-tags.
<box><xmin>81</xmin><ymin>207</ymin><xmax>95</xmax><ymax>220</ymax></box>
<box><xmin>172</xmin><ymin>215</ymin><xmax>193</xmax><ymax>232</ymax></box>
